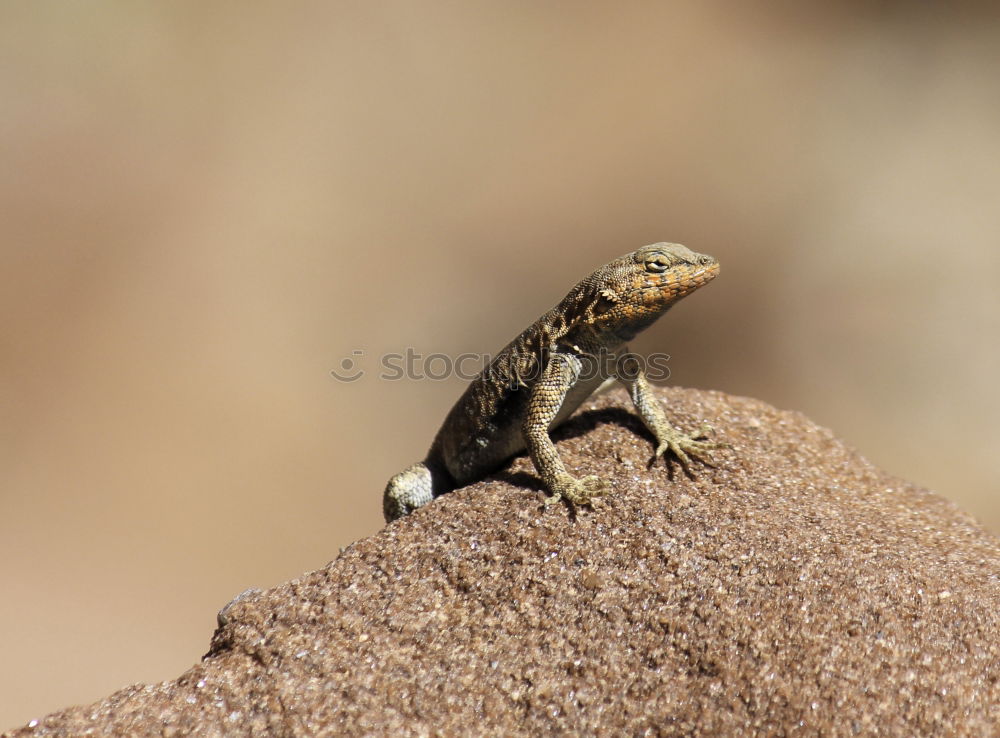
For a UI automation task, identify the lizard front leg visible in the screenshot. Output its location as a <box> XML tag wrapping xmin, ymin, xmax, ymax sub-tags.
<box><xmin>523</xmin><ymin>352</ymin><xmax>611</xmax><ymax>508</ymax></box>
<box><xmin>617</xmin><ymin>353</ymin><xmax>717</xmax><ymax>471</ymax></box>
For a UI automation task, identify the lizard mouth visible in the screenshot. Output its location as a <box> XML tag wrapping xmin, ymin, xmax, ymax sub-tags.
<box><xmin>686</xmin><ymin>261</ymin><xmax>720</xmax><ymax>286</ymax></box>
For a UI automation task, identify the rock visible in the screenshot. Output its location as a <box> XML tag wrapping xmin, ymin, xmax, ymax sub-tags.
<box><xmin>7</xmin><ymin>388</ymin><xmax>1000</xmax><ymax>736</ymax></box>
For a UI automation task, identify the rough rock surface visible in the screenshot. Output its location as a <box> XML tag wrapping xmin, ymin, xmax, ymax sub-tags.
<box><xmin>6</xmin><ymin>388</ymin><xmax>1000</xmax><ymax>737</ymax></box>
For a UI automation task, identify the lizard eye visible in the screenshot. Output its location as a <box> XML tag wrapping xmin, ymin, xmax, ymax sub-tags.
<box><xmin>645</xmin><ymin>254</ymin><xmax>671</xmax><ymax>273</ymax></box>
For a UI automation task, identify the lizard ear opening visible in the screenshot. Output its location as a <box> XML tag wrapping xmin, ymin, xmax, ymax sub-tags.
<box><xmin>593</xmin><ymin>288</ymin><xmax>619</xmax><ymax>316</ymax></box>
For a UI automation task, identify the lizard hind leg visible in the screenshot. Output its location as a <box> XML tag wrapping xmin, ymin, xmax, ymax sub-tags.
<box><xmin>382</xmin><ymin>462</ymin><xmax>449</xmax><ymax>522</ymax></box>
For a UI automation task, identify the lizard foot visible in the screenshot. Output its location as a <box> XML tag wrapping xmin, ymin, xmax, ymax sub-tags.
<box><xmin>652</xmin><ymin>423</ymin><xmax>724</xmax><ymax>472</ymax></box>
<box><xmin>543</xmin><ymin>474</ymin><xmax>611</xmax><ymax>509</ymax></box>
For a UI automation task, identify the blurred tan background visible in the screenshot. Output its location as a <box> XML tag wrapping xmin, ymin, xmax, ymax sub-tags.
<box><xmin>2</xmin><ymin>1</ymin><xmax>999</xmax><ymax>728</ymax></box>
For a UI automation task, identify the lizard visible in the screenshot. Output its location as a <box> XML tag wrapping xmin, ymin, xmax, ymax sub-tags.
<box><xmin>383</xmin><ymin>242</ymin><xmax>720</xmax><ymax>522</ymax></box>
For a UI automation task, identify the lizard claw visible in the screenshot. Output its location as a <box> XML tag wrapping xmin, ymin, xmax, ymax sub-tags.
<box><xmin>652</xmin><ymin>426</ymin><xmax>722</xmax><ymax>472</ymax></box>
<box><xmin>544</xmin><ymin>474</ymin><xmax>611</xmax><ymax>509</ymax></box>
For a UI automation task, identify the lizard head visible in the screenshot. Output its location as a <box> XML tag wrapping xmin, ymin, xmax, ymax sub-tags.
<box><xmin>574</xmin><ymin>242</ymin><xmax>719</xmax><ymax>343</ymax></box>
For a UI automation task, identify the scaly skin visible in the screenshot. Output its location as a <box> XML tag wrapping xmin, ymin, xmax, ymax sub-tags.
<box><xmin>383</xmin><ymin>243</ymin><xmax>720</xmax><ymax>522</ymax></box>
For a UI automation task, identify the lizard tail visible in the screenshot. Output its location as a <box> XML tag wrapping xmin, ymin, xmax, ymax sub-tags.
<box><xmin>383</xmin><ymin>462</ymin><xmax>436</xmax><ymax>522</ymax></box>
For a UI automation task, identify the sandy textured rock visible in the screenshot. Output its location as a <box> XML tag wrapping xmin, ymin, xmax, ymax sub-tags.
<box><xmin>7</xmin><ymin>387</ymin><xmax>1000</xmax><ymax>736</ymax></box>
